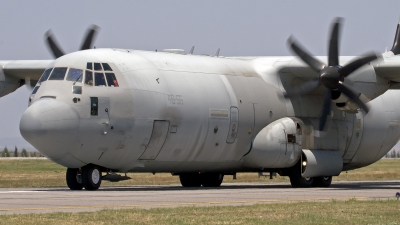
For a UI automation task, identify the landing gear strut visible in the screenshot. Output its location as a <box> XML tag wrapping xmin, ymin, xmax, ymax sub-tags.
<box><xmin>179</xmin><ymin>173</ymin><xmax>224</xmax><ymax>187</ymax></box>
<box><xmin>66</xmin><ymin>168</ymin><xmax>83</xmax><ymax>190</ymax></box>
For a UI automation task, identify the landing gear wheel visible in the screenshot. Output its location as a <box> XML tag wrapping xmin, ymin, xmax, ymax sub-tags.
<box><xmin>66</xmin><ymin>168</ymin><xmax>83</xmax><ymax>190</ymax></box>
<box><xmin>82</xmin><ymin>165</ymin><xmax>102</xmax><ymax>190</ymax></box>
<box><xmin>179</xmin><ymin>173</ymin><xmax>201</xmax><ymax>187</ymax></box>
<box><xmin>289</xmin><ymin>161</ymin><xmax>313</xmax><ymax>188</ymax></box>
<box><xmin>201</xmin><ymin>173</ymin><xmax>224</xmax><ymax>187</ymax></box>
<box><xmin>313</xmin><ymin>176</ymin><xmax>332</xmax><ymax>187</ymax></box>
<box><xmin>289</xmin><ymin>175</ymin><xmax>314</xmax><ymax>188</ymax></box>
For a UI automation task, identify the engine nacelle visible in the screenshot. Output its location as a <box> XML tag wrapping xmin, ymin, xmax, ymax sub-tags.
<box><xmin>0</xmin><ymin>68</ymin><xmax>22</xmax><ymax>97</ymax></box>
<box><xmin>332</xmin><ymin>64</ymin><xmax>390</xmax><ymax>113</ymax></box>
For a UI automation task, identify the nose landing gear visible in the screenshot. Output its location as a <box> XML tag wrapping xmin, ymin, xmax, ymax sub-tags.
<box><xmin>66</xmin><ymin>165</ymin><xmax>102</xmax><ymax>190</ymax></box>
<box><xmin>66</xmin><ymin>168</ymin><xmax>83</xmax><ymax>190</ymax></box>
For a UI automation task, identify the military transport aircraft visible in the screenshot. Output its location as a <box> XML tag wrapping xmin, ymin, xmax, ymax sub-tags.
<box><xmin>2</xmin><ymin>17</ymin><xmax>399</xmax><ymax>190</ymax></box>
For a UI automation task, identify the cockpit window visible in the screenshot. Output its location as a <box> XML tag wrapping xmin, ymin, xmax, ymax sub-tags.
<box><xmin>66</xmin><ymin>68</ymin><xmax>83</xmax><ymax>82</ymax></box>
<box><xmin>38</xmin><ymin>68</ymin><xmax>53</xmax><ymax>83</ymax></box>
<box><xmin>94</xmin><ymin>63</ymin><xmax>102</xmax><ymax>71</ymax></box>
<box><xmin>95</xmin><ymin>73</ymin><xmax>107</xmax><ymax>86</ymax></box>
<box><xmin>85</xmin><ymin>62</ymin><xmax>119</xmax><ymax>87</ymax></box>
<box><xmin>85</xmin><ymin>71</ymin><xmax>93</xmax><ymax>86</ymax></box>
<box><xmin>32</xmin><ymin>86</ymin><xmax>40</xmax><ymax>94</ymax></box>
<box><xmin>102</xmin><ymin>63</ymin><xmax>113</xmax><ymax>71</ymax></box>
<box><xmin>105</xmin><ymin>73</ymin><xmax>119</xmax><ymax>87</ymax></box>
<box><xmin>48</xmin><ymin>67</ymin><xmax>67</xmax><ymax>80</ymax></box>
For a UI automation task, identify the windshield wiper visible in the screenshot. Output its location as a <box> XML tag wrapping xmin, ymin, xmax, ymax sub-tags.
<box><xmin>73</xmin><ymin>72</ymin><xmax>83</xmax><ymax>85</ymax></box>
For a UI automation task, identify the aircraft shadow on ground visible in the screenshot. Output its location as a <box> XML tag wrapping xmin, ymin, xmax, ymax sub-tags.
<box><xmin>40</xmin><ymin>181</ymin><xmax>400</xmax><ymax>192</ymax></box>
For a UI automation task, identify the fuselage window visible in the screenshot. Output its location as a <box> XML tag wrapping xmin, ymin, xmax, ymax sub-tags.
<box><xmin>87</xmin><ymin>62</ymin><xmax>93</xmax><ymax>70</ymax></box>
<box><xmin>32</xmin><ymin>86</ymin><xmax>40</xmax><ymax>94</ymax></box>
<box><xmin>95</xmin><ymin>73</ymin><xmax>107</xmax><ymax>86</ymax></box>
<box><xmin>105</xmin><ymin>73</ymin><xmax>119</xmax><ymax>87</ymax></box>
<box><xmin>102</xmin><ymin>63</ymin><xmax>113</xmax><ymax>71</ymax></box>
<box><xmin>66</xmin><ymin>68</ymin><xmax>83</xmax><ymax>82</ymax></box>
<box><xmin>48</xmin><ymin>67</ymin><xmax>67</xmax><ymax>80</ymax></box>
<box><xmin>38</xmin><ymin>68</ymin><xmax>53</xmax><ymax>83</ymax></box>
<box><xmin>94</xmin><ymin>63</ymin><xmax>102</xmax><ymax>71</ymax></box>
<box><xmin>85</xmin><ymin>71</ymin><xmax>93</xmax><ymax>86</ymax></box>
<box><xmin>90</xmin><ymin>97</ymin><xmax>98</xmax><ymax>116</ymax></box>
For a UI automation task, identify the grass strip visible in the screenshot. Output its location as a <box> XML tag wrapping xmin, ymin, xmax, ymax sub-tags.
<box><xmin>0</xmin><ymin>199</ymin><xmax>399</xmax><ymax>225</ymax></box>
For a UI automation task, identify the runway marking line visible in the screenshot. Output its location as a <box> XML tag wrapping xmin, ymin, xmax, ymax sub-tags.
<box><xmin>0</xmin><ymin>196</ymin><xmax>368</xmax><ymax>213</ymax></box>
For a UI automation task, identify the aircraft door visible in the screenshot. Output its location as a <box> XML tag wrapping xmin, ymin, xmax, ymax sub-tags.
<box><xmin>226</xmin><ymin>107</ymin><xmax>239</xmax><ymax>143</ymax></box>
<box><xmin>139</xmin><ymin>120</ymin><xmax>170</xmax><ymax>160</ymax></box>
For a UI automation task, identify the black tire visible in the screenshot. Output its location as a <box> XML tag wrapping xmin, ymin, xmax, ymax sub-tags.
<box><xmin>313</xmin><ymin>176</ymin><xmax>332</xmax><ymax>187</ymax></box>
<box><xmin>201</xmin><ymin>173</ymin><xmax>224</xmax><ymax>187</ymax></box>
<box><xmin>82</xmin><ymin>165</ymin><xmax>102</xmax><ymax>190</ymax></box>
<box><xmin>289</xmin><ymin>161</ymin><xmax>314</xmax><ymax>188</ymax></box>
<box><xmin>179</xmin><ymin>173</ymin><xmax>201</xmax><ymax>187</ymax></box>
<box><xmin>66</xmin><ymin>168</ymin><xmax>83</xmax><ymax>190</ymax></box>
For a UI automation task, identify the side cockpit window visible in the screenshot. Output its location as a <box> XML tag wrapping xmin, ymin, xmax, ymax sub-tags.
<box><xmin>85</xmin><ymin>62</ymin><xmax>119</xmax><ymax>87</ymax></box>
<box><xmin>85</xmin><ymin>71</ymin><xmax>93</xmax><ymax>86</ymax></box>
<box><xmin>48</xmin><ymin>67</ymin><xmax>67</xmax><ymax>80</ymax></box>
<box><xmin>38</xmin><ymin>68</ymin><xmax>53</xmax><ymax>83</ymax></box>
<box><xmin>105</xmin><ymin>73</ymin><xmax>119</xmax><ymax>87</ymax></box>
<box><xmin>95</xmin><ymin>72</ymin><xmax>107</xmax><ymax>86</ymax></box>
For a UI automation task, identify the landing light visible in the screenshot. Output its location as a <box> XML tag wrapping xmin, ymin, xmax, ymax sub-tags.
<box><xmin>302</xmin><ymin>161</ymin><xmax>307</xmax><ymax>167</ymax></box>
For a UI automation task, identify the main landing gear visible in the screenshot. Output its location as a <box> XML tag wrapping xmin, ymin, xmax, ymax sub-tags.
<box><xmin>66</xmin><ymin>165</ymin><xmax>102</xmax><ymax>190</ymax></box>
<box><xmin>288</xmin><ymin>161</ymin><xmax>332</xmax><ymax>188</ymax></box>
<box><xmin>179</xmin><ymin>173</ymin><xmax>224</xmax><ymax>187</ymax></box>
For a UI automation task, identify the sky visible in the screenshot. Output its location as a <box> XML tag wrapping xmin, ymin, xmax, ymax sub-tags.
<box><xmin>1</xmin><ymin>0</ymin><xmax>400</xmax><ymax>150</ymax></box>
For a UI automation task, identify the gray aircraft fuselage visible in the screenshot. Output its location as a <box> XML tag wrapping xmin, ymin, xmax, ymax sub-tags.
<box><xmin>19</xmin><ymin>48</ymin><xmax>400</xmax><ymax>175</ymax></box>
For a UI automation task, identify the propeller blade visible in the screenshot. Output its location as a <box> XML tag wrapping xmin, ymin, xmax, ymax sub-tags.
<box><xmin>44</xmin><ymin>30</ymin><xmax>65</xmax><ymax>58</ymax></box>
<box><xmin>338</xmin><ymin>53</ymin><xmax>380</xmax><ymax>77</ymax></box>
<box><xmin>80</xmin><ymin>25</ymin><xmax>99</xmax><ymax>50</ymax></box>
<box><xmin>288</xmin><ymin>36</ymin><xmax>325</xmax><ymax>72</ymax></box>
<box><xmin>284</xmin><ymin>79</ymin><xmax>320</xmax><ymax>97</ymax></box>
<box><xmin>328</xmin><ymin>18</ymin><xmax>343</xmax><ymax>66</ymax></box>
<box><xmin>319</xmin><ymin>89</ymin><xmax>332</xmax><ymax>131</ymax></box>
<box><xmin>337</xmin><ymin>82</ymin><xmax>369</xmax><ymax>113</ymax></box>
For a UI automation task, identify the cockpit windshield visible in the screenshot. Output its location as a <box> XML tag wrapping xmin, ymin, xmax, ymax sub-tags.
<box><xmin>48</xmin><ymin>67</ymin><xmax>67</xmax><ymax>80</ymax></box>
<box><xmin>36</xmin><ymin>63</ymin><xmax>118</xmax><ymax>87</ymax></box>
<box><xmin>66</xmin><ymin>68</ymin><xmax>83</xmax><ymax>82</ymax></box>
<box><xmin>38</xmin><ymin>68</ymin><xmax>53</xmax><ymax>83</ymax></box>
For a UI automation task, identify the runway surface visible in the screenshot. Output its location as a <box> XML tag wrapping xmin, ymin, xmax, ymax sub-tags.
<box><xmin>0</xmin><ymin>180</ymin><xmax>399</xmax><ymax>214</ymax></box>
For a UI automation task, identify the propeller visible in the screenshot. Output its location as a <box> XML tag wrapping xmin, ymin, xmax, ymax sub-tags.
<box><xmin>44</xmin><ymin>25</ymin><xmax>99</xmax><ymax>58</ymax></box>
<box><xmin>285</xmin><ymin>18</ymin><xmax>380</xmax><ymax>131</ymax></box>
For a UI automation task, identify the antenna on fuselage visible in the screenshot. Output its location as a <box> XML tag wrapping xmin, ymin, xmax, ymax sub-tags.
<box><xmin>215</xmin><ymin>48</ymin><xmax>220</xmax><ymax>57</ymax></box>
<box><xmin>189</xmin><ymin>46</ymin><xmax>195</xmax><ymax>54</ymax></box>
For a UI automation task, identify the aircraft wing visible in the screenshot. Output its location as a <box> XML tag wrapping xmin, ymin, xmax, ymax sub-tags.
<box><xmin>0</xmin><ymin>60</ymin><xmax>53</xmax><ymax>80</ymax></box>
<box><xmin>374</xmin><ymin>55</ymin><xmax>400</xmax><ymax>83</ymax></box>
<box><xmin>275</xmin><ymin>55</ymin><xmax>400</xmax><ymax>84</ymax></box>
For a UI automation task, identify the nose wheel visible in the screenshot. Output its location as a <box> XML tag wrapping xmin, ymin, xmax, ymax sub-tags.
<box><xmin>66</xmin><ymin>168</ymin><xmax>83</xmax><ymax>190</ymax></box>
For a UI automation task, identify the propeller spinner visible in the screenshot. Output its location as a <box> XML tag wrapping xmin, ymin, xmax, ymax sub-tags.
<box><xmin>44</xmin><ymin>25</ymin><xmax>99</xmax><ymax>59</ymax></box>
<box><xmin>285</xmin><ymin>18</ymin><xmax>380</xmax><ymax>131</ymax></box>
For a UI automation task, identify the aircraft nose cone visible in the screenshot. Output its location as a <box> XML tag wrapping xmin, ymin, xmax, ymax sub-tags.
<box><xmin>20</xmin><ymin>98</ymin><xmax>80</xmax><ymax>159</ymax></box>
